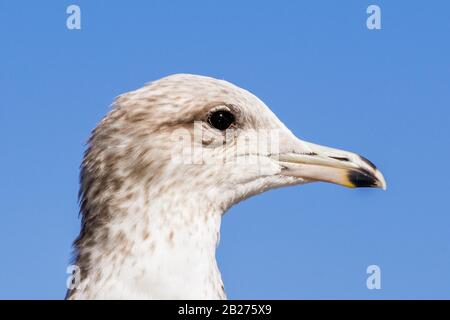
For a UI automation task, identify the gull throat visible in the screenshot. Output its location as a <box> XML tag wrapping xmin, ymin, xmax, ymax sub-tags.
<box><xmin>68</xmin><ymin>184</ymin><xmax>226</xmax><ymax>299</ymax></box>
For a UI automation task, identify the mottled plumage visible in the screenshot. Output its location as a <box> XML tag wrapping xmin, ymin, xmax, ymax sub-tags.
<box><xmin>67</xmin><ymin>74</ymin><xmax>385</xmax><ymax>299</ymax></box>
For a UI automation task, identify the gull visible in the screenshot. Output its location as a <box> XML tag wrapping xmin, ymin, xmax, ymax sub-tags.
<box><xmin>66</xmin><ymin>74</ymin><xmax>386</xmax><ymax>299</ymax></box>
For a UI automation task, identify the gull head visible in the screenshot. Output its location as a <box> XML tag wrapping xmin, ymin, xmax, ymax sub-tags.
<box><xmin>98</xmin><ymin>74</ymin><xmax>382</xmax><ymax>200</ymax></box>
<box><xmin>83</xmin><ymin>74</ymin><xmax>386</xmax><ymax>214</ymax></box>
<box><xmin>72</xmin><ymin>74</ymin><xmax>386</xmax><ymax>299</ymax></box>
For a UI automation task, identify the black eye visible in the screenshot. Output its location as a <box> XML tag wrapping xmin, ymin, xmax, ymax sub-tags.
<box><xmin>208</xmin><ymin>110</ymin><xmax>235</xmax><ymax>131</ymax></box>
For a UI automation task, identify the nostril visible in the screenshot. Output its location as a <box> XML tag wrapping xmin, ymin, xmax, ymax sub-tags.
<box><xmin>330</xmin><ymin>156</ymin><xmax>350</xmax><ymax>162</ymax></box>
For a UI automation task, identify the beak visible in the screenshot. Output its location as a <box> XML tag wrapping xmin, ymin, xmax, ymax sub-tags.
<box><xmin>274</xmin><ymin>140</ymin><xmax>387</xmax><ymax>190</ymax></box>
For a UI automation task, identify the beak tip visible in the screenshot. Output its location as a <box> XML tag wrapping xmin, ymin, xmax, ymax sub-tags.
<box><xmin>375</xmin><ymin>169</ymin><xmax>387</xmax><ymax>191</ymax></box>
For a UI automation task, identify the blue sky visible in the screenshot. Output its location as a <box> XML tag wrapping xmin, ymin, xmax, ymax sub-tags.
<box><xmin>1</xmin><ymin>0</ymin><xmax>449</xmax><ymax>299</ymax></box>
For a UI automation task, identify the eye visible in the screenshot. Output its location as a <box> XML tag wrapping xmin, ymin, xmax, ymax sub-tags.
<box><xmin>207</xmin><ymin>110</ymin><xmax>235</xmax><ymax>131</ymax></box>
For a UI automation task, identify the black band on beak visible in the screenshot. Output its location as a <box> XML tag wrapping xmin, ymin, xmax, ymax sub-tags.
<box><xmin>347</xmin><ymin>169</ymin><xmax>379</xmax><ymax>188</ymax></box>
